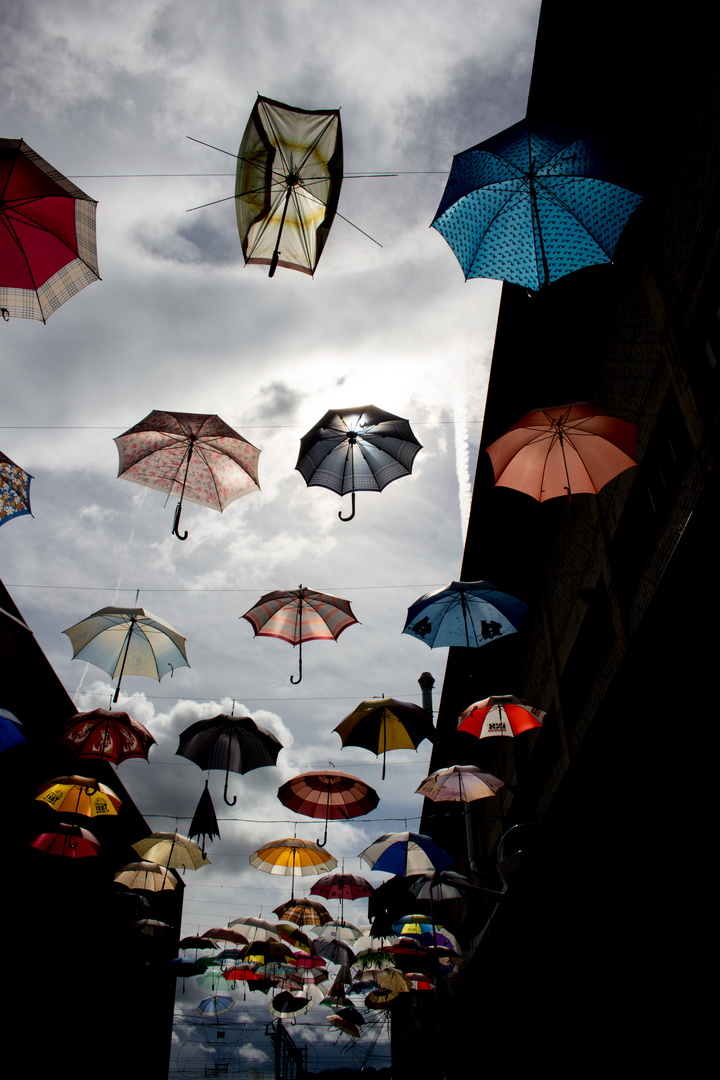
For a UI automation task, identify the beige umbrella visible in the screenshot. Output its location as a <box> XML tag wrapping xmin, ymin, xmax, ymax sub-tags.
<box><xmin>131</xmin><ymin>831</ymin><xmax>210</xmax><ymax>871</ymax></box>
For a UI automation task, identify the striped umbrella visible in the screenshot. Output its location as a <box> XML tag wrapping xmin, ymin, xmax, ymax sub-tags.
<box><xmin>249</xmin><ymin>838</ymin><xmax>337</xmax><ymax>898</ymax></box>
<box><xmin>277</xmin><ymin>770</ymin><xmax>378</xmax><ymax>845</ymax></box>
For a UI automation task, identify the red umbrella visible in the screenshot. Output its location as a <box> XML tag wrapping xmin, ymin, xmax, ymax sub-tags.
<box><xmin>457</xmin><ymin>694</ymin><xmax>545</xmax><ymax>739</ymax></box>
<box><xmin>485</xmin><ymin>401</ymin><xmax>638</xmax><ymax>503</ymax></box>
<box><xmin>30</xmin><ymin>823</ymin><xmax>100</xmax><ymax>858</ymax></box>
<box><xmin>277</xmin><ymin>770</ymin><xmax>378</xmax><ymax>845</ymax></box>
<box><xmin>57</xmin><ymin>708</ymin><xmax>156</xmax><ymax>767</ymax></box>
<box><xmin>0</xmin><ymin>139</ymin><xmax>100</xmax><ymax>322</ymax></box>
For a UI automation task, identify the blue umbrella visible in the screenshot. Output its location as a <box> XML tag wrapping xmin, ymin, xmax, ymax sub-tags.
<box><xmin>0</xmin><ymin>709</ymin><xmax>25</xmax><ymax>751</ymax></box>
<box><xmin>197</xmin><ymin>995</ymin><xmax>235</xmax><ymax>1017</ymax></box>
<box><xmin>0</xmin><ymin>451</ymin><xmax>32</xmax><ymax>527</ymax></box>
<box><xmin>357</xmin><ymin>832</ymin><xmax>453</xmax><ymax>875</ymax></box>
<box><xmin>402</xmin><ymin>580</ymin><xmax>527</xmax><ymax>649</ymax></box>
<box><xmin>431</xmin><ymin>118</ymin><xmax>644</xmax><ymax>291</ymax></box>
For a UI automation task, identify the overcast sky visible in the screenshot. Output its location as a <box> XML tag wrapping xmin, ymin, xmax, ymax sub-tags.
<box><xmin>2</xmin><ymin>0</ymin><xmax>541</xmax><ymax>1071</ymax></box>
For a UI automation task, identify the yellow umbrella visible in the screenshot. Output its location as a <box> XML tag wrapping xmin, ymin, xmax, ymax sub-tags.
<box><xmin>35</xmin><ymin>775</ymin><xmax>122</xmax><ymax>817</ymax></box>
<box><xmin>249</xmin><ymin>837</ymin><xmax>337</xmax><ymax>899</ymax></box>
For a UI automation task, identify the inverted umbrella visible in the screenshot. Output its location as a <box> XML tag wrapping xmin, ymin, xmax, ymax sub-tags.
<box><xmin>334</xmin><ymin>696</ymin><xmax>435</xmax><ymax>778</ymax></box>
<box><xmin>0</xmin><ymin>451</ymin><xmax>32</xmax><ymax>527</ymax></box>
<box><xmin>115</xmin><ymin>410</ymin><xmax>261</xmax><ymax>540</ymax></box>
<box><xmin>402</xmin><ymin>581</ymin><xmax>527</xmax><ymax>650</ymax></box>
<box><xmin>0</xmin><ymin>138</ymin><xmax>100</xmax><ymax>321</ymax></box>
<box><xmin>485</xmin><ymin>402</ymin><xmax>638</xmax><ymax>503</ymax></box>
<box><xmin>431</xmin><ymin>118</ymin><xmax>644</xmax><ymax>292</ymax></box>
<box><xmin>57</xmin><ymin>708</ymin><xmax>156</xmax><ymax>767</ymax></box>
<box><xmin>358</xmin><ymin>832</ymin><xmax>453</xmax><ymax>876</ymax></box>
<box><xmin>277</xmin><ymin>770</ymin><xmax>379</xmax><ymax>845</ymax></box>
<box><xmin>177</xmin><ymin>714</ymin><xmax>283</xmax><ymax>806</ymax></box>
<box><xmin>63</xmin><ymin>606</ymin><xmax>189</xmax><ymax>704</ymax></box>
<box><xmin>36</xmin><ymin>775</ymin><xmax>122</xmax><ymax>817</ymax></box>
<box><xmin>249</xmin><ymin>838</ymin><xmax>337</xmax><ymax>899</ymax></box>
<box><xmin>296</xmin><ymin>405</ymin><xmax>422</xmax><ymax>521</ymax></box>
<box><xmin>242</xmin><ymin>585</ymin><xmax>358</xmax><ymax>684</ymax></box>
<box><xmin>236</xmin><ymin>95</ymin><xmax>343</xmax><ymax>278</ymax></box>
<box><xmin>416</xmin><ymin>764</ymin><xmax>504</xmax><ymax>803</ymax></box>
<box><xmin>131</xmin><ymin>832</ymin><xmax>210</xmax><ymax>871</ymax></box>
<box><xmin>457</xmin><ymin>694</ymin><xmax>545</xmax><ymax>738</ymax></box>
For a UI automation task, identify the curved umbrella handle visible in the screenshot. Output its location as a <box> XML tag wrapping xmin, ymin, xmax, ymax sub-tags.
<box><xmin>290</xmin><ymin>619</ymin><xmax>303</xmax><ymax>684</ymax></box>
<box><xmin>172</xmin><ymin>500</ymin><xmax>189</xmax><ymax>541</ymax></box>
<box><xmin>338</xmin><ymin>491</ymin><xmax>356</xmax><ymax>522</ymax></box>
<box><xmin>224</xmin><ymin>768</ymin><xmax>237</xmax><ymax>807</ymax></box>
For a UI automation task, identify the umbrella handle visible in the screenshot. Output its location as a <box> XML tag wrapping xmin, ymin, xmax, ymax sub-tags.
<box><xmin>172</xmin><ymin>500</ymin><xmax>189</xmax><ymax>541</ymax></box>
<box><xmin>338</xmin><ymin>491</ymin><xmax>356</xmax><ymax>522</ymax></box>
<box><xmin>223</xmin><ymin>771</ymin><xmax>237</xmax><ymax>807</ymax></box>
<box><xmin>290</xmin><ymin>628</ymin><xmax>303</xmax><ymax>684</ymax></box>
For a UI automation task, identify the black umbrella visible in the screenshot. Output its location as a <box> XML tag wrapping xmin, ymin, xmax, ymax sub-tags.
<box><xmin>177</xmin><ymin>714</ymin><xmax>283</xmax><ymax>805</ymax></box>
<box><xmin>188</xmin><ymin>779</ymin><xmax>221</xmax><ymax>855</ymax></box>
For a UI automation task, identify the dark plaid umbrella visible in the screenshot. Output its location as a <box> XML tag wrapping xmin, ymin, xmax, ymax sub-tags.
<box><xmin>177</xmin><ymin>714</ymin><xmax>283</xmax><ymax>805</ymax></box>
<box><xmin>272</xmin><ymin>898</ymin><xmax>332</xmax><ymax>927</ymax></box>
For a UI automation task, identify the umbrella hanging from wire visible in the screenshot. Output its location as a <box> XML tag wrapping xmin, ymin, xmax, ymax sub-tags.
<box><xmin>358</xmin><ymin>832</ymin><xmax>453</xmax><ymax>876</ymax></box>
<box><xmin>402</xmin><ymin>581</ymin><xmax>527</xmax><ymax>650</ymax></box>
<box><xmin>457</xmin><ymin>694</ymin><xmax>545</xmax><ymax>739</ymax></box>
<box><xmin>56</xmin><ymin>708</ymin><xmax>156</xmax><ymax>767</ymax></box>
<box><xmin>35</xmin><ymin>775</ymin><xmax>122</xmax><ymax>817</ymax></box>
<box><xmin>277</xmin><ymin>770</ymin><xmax>379</xmax><ymax>845</ymax></box>
<box><xmin>115</xmin><ymin>410</ymin><xmax>261</xmax><ymax>540</ymax></box>
<box><xmin>415</xmin><ymin>764</ymin><xmax>504</xmax><ymax>803</ymax></box>
<box><xmin>177</xmin><ymin>713</ymin><xmax>283</xmax><ymax>805</ymax></box>
<box><xmin>131</xmin><ymin>832</ymin><xmax>210</xmax><ymax>871</ymax></box>
<box><xmin>272</xmin><ymin>898</ymin><xmax>332</xmax><ymax>927</ymax></box>
<box><xmin>295</xmin><ymin>405</ymin><xmax>422</xmax><ymax>521</ymax></box>
<box><xmin>333</xmin><ymin>696</ymin><xmax>436</xmax><ymax>779</ymax></box>
<box><xmin>249</xmin><ymin>837</ymin><xmax>338</xmax><ymax>899</ymax></box>
<box><xmin>63</xmin><ymin>605</ymin><xmax>189</xmax><ymax>704</ymax></box>
<box><xmin>242</xmin><ymin>585</ymin><xmax>359</xmax><ymax>684</ymax></box>
<box><xmin>188</xmin><ymin>779</ymin><xmax>221</xmax><ymax>855</ymax></box>
<box><xmin>0</xmin><ymin>450</ymin><xmax>33</xmax><ymax>527</ymax></box>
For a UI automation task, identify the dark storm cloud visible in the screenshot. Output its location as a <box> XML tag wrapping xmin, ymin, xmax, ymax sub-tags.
<box><xmin>255</xmin><ymin>381</ymin><xmax>304</xmax><ymax>421</ymax></box>
<box><xmin>142</xmin><ymin>216</ymin><xmax>242</xmax><ymax>266</ymax></box>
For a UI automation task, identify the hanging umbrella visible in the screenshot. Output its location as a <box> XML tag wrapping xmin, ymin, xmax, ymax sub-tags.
<box><xmin>235</xmin><ymin>95</ymin><xmax>343</xmax><ymax>278</ymax></box>
<box><xmin>242</xmin><ymin>585</ymin><xmax>358</xmax><ymax>684</ymax></box>
<box><xmin>177</xmin><ymin>713</ymin><xmax>283</xmax><ymax>806</ymax></box>
<box><xmin>115</xmin><ymin>410</ymin><xmax>261</xmax><ymax>540</ymax></box>
<box><xmin>315</xmin><ymin>920</ymin><xmax>363</xmax><ymax>944</ymax></box>
<box><xmin>431</xmin><ymin>117</ymin><xmax>644</xmax><ymax>292</ymax></box>
<box><xmin>57</xmin><ymin>708</ymin><xmax>156</xmax><ymax>767</ymax></box>
<box><xmin>0</xmin><ymin>138</ymin><xmax>100</xmax><ymax>322</ymax></box>
<box><xmin>295</xmin><ymin>405</ymin><xmax>422</xmax><ymax>521</ymax></box>
<box><xmin>63</xmin><ymin>606</ymin><xmax>189</xmax><ymax>704</ymax></box>
<box><xmin>201</xmin><ymin>928</ymin><xmax>249</xmax><ymax>947</ymax></box>
<box><xmin>35</xmin><ymin>775</ymin><xmax>122</xmax><ymax>818</ymax></box>
<box><xmin>272</xmin><ymin>899</ymin><xmax>332</xmax><ymax>928</ymax></box>
<box><xmin>131</xmin><ymin>832</ymin><xmax>210</xmax><ymax>871</ymax></box>
<box><xmin>227</xmin><ymin>916</ymin><xmax>281</xmax><ymax>942</ymax></box>
<box><xmin>402</xmin><ymin>581</ymin><xmax>527</xmax><ymax>650</ymax></box>
<box><xmin>457</xmin><ymin>694</ymin><xmax>545</xmax><ymax>738</ymax></box>
<box><xmin>249</xmin><ymin>838</ymin><xmax>337</xmax><ymax>899</ymax></box>
<box><xmin>188</xmin><ymin>779</ymin><xmax>221</xmax><ymax>855</ymax></box>
<box><xmin>0</xmin><ymin>710</ymin><xmax>25</xmax><ymax>752</ymax></box>
<box><xmin>416</xmin><ymin>764</ymin><xmax>504</xmax><ymax>803</ymax></box>
<box><xmin>485</xmin><ymin>402</ymin><xmax>638</xmax><ymax>503</ymax></box>
<box><xmin>0</xmin><ymin>451</ymin><xmax>32</xmax><ymax>527</ymax></box>
<box><xmin>275</xmin><ymin>924</ymin><xmax>316</xmax><ymax>954</ymax></box>
<box><xmin>408</xmin><ymin>870</ymin><xmax>477</xmax><ymax>903</ymax></box>
<box><xmin>30</xmin><ymin>823</ymin><xmax>100</xmax><ymax>859</ymax></box>
<box><xmin>358</xmin><ymin>832</ymin><xmax>453</xmax><ymax>876</ymax></box>
<box><xmin>311</xmin><ymin>873</ymin><xmax>374</xmax><ymax>901</ymax></box>
<box><xmin>328</xmin><ymin>1015</ymin><xmax>362</xmax><ymax>1039</ymax></box>
<box><xmin>113</xmin><ymin>861</ymin><xmax>178</xmax><ymax>892</ymax></box>
<box><xmin>268</xmin><ymin>991</ymin><xmax>314</xmax><ymax>1019</ymax></box>
<box><xmin>313</xmin><ymin>938</ymin><xmax>356</xmax><ymax>968</ymax></box>
<box><xmin>334</xmin><ymin>697</ymin><xmax>435</xmax><ymax>779</ymax></box>
<box><xmin>197</xmin><ymin>995</ymin><xmax>235</xmax><ymax>1017</ymax></box>
<box><xmin>277</xmin><ymin>770</ymin><xmax>378</xmax><ymax>845</ymax></box>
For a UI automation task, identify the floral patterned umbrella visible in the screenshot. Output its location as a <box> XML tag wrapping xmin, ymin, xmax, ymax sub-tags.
<box><xmin>0</xmin><ymin>450</ymin><xmax>32</xmax><ymax>527</ymax></box>
<box><xmin>114</xmin><ymin>410</ymin><xmax>261</xmax><ymax>540</ymax></box>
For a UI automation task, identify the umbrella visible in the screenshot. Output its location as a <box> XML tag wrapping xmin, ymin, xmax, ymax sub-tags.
<box><xmin>402</xmin><ymin>580</ymin><xmax>527</xmax><ymax>650</ymax></box>
<box><xmin>268</xmin><ymin>991</ymin><xmax>314</xmax><ymax>1019</ymax></box>
<box><xmin>177</xmin><ymin>713</ymin><xmax>283</xmax><ymax>805</ymax></box>
<box><xmin>113</xmin><ymin>861</ymin><xmax>178</xmax><ymax>892</ymax></box>
<box><xmin>277</xmin><ymin>770</ymin><xmax>379</xmax><ymax>845</ymax></box>
<box><xmin>431</xmin><ymin>117</ymin><xmax>644</xmax><ymax>292</ymax></box>
<box><xmin>295</xmin><ymin>405</ymin><xmax>422</xmax><ymax>521</ymax></box>
<box><xmin>328</xmin><ymin>1015</ymin><xmax>362</xmax><ymax>1039</ymax></box>
<box><xmin>334</xmin><ymin>697</ymin><xmax>435</xmax><ymax>779</ymax></box>
<box><xmin>0</xmin><ymin>451</ymin><xmax>32</xmax><ymax>527</ymax></box>
<box><xmin>56</xmin><ymin>708</ymin><xmax>156</xmax><ymax>767</ymax></box>
<box><xmin>313</xmin><ymin>938</ymin><xmax>357</xmax><ymax>968</ymax></box>
<box><xmin>311</xmin><ymin>873</ymin><xmax>374</xmax><ymax>901</ymax></box>
<box><xmin>249</xmin><ymin>838</ymin><xmax>337</xmax><ymax>899</ymax></box>
<box><xmin>201</xmin><ymin>928</ymin><xmax>249</xmax><ymax>947</ymax></box>
<box><xmin>0</xmin><ymin>138</ymin><xmax>100</xmax><ymax>321</ymax></box>
<box><xmin>408</xmin><ymin>870</ymin><xmax>477</xmax><ymax>903</ymax></box>
<box><xmin>227</xmin><ymin>916</ymin><xmax>281</xmax><ymax>943</ymax></box>
<box><xmin>35</xmin><ymin>775</ymin><xmax>122</xmax><ymax>818</ymax></box>
<box><xmin>485</xmin><ymin>402</ymin><xmax>638</xmax><ymax>503</ymax></box>
<box><xmin>314</xmin><ymin>920</ymin><xmax>363</xmax><ymax>944</ymax></box>
<box><xmin>131</xmin><ymin>832</ymin><xmax>210</xmax><ymax>871</ymax></box>
<box><xmin>63</xmin><ymin>606</ymin><xmax>189</xmax><ymax>704</ymax></box>
<box><xmin>457</xmin><ymin>694</ymin><xmax>546</xmax><ymax>738</ymax></box>
<box><xmin>235</xmin><ymin>95</ymin><xmax>343</xmax><ymax>278</ymax></box>
<box><xmin>115</xmin><ymin>410</ymin><xmax>260</xmax><ymax>540</ymax></box>
<box><xmin>242</xmin><ymin>585</ymin><xmax>358</xmax><ymax>684</ymax></box>
<box><xmin>272</xmin><ymin>899</ymin><xmax>332</xmax><ymax>928</ymax></box>
<box><xmin>197</xmin><ymin>995</ymin><xmax>235</xmax><ymax>1017</ymax></box>
<box><xmin>0</xmin><ymin>710</ymin><xmax>25</xmax><ymax>752</ymax></box>
<box><xmin>416</xmin><ymin>764</ymin><xmax>504</xmax><ymax>803</ymax></box>
<box><xmin>188</xmin><ymin>779</ymin><xmax>221</xmax><ymax>855</ymax></box>
<box><xmin>358</xmin><ymin>832</ymin><xmax>453</xmax><ymax>876</ymax></box>
<box><xmin>30</xmin><ymin>823</ymin><xmax>100</xmax><ymax>859</ymax></box>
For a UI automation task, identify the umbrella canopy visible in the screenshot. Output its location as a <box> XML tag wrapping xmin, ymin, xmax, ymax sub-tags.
<box><xmin>0</xmin><ymin>710</ymin><xmax>25</xmax><ymax>752</ymax></box>
<box><xmin>295</xmin><ymin>405</ymin><xmax>422</xmax><ymax>521</ymax></box>
<box><xmin>408</xmin><ymin>870</ymin><xmax>477</xmax><ymax>903</ymax></box>
<box><xmin>197</xmin><ymin>995</ymin><xmax>235</xmax><ymax>1017</ymax></box>
<box><xmin>242</xmin><ymin>585</ymin><xmax>358</xmax><ymax>684</ymax></box>
<box><xmin>0</xmin><ymin>451</ymin><xmax>33</xmax><ymax>527</ymax></box>
<box><xmin>63</xmin><ymin>606</ymin><xmax>189</xmax><ymax>704</ymax></box>
<box><xmin>268</xmin><ymin>991</ymin><xmax>315</xmax><ymax>1019</ymax></box>
<box><xmin>431</xmin><ymin>118</ymin><xmax>644</xmax><ymax>292</ymax></box>
<box><xmin>277</xmin><ymin>770</ymin><xmax>378</xmax><ymax>845</ymax></box>
<box><xmin>57</xmin><ymin>708</ymin><xmax>156</xmax><ymax>767</ymax></box>
<box><xmin>0</xmin><ymin>138</ymin><xmax>100</xmax><ymax>321</ymax></box>
<box><xmin>177</xmin><ymin>714</ymin><xmax>283</xmax><ymax>806</ymax></box>
<box><xmin>113</xmin><ymin>861</ymin><xmax>178</xmax><ymax>892</ymax></box>
<box><xmin>30</xmin><ymin>823</ymin><xmax>100</xmax><ymax>859</ymax></box>
<box><xmin>272</xmin><ymin>899</ymin><xmax>332</xmax><ymax>928</ymax></box>
<box><xmin>36</xmin><ymin>775</ymin><xmax>122</xmax><ymax>818</ymax></box>
<box><xmin>311</xmin><ymin>873</ymin><xmax>374</xmax><ymax>902</ymax></box>
<box><xmin>334</xmin><ymin>697</ymin><xmax>435</xmax><ymax>779</ymax></box>
<box><xmin>132</xmin><ymin>832</ymin><xmax>210</xmax><ymax>871</ymax></box>
<box><xmin>457</xmin><ymin>694</ymin><xmax>546</xmax><ymax>738</ymax></box>
<box><xmin>115</xmin><ymin>410</ymin><xmax>261</xmax><ymax>540</ymax></box>
<box><xmin>402</xmin><ymin>580</ymin><xmax>527</xmax><ymax>650</ymax></box>
<box><xmin>358</xmin><ymin>832</ymin><xmax>453</xmax><ymax>876</ymax></box>
<box><xmin>227</xmin><ymin>916</ymin><xmax>281</xmax><ymax>942</ymax></box>
<box><xmin>416</xmin><ymin>764</ymin><xmax>504</xmax><ymax>803</ymax></box>
<box><xmin>236</xmin><ymin>95</ymin><xmax>343</xmax><ymax>278</ymax></box>
<box><xmin>249</xmin><ymin>838</ymin><xmax>338</xmax><ymax>899</ymax></box>
<box><xmin>485</xmin><ymin>402</ymin><xmax>638</xmax><ymax>503</ymax></box>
